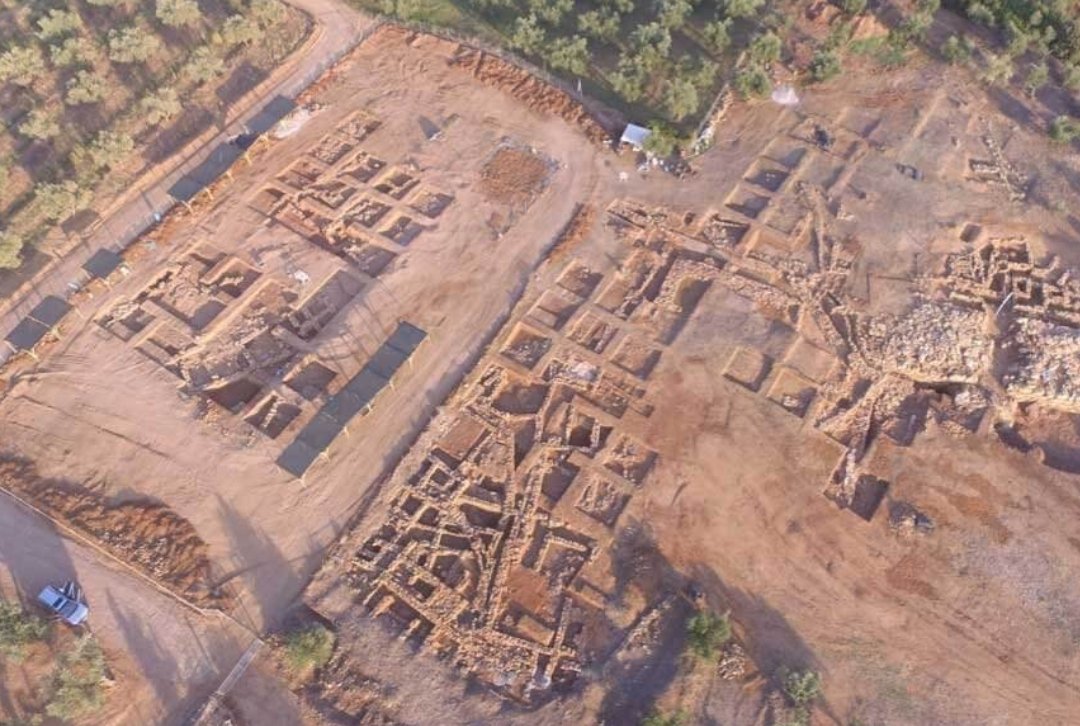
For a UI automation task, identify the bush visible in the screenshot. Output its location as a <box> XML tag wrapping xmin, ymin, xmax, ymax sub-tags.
<box><xmin>840</xmin><ymin>0</ymin><xmax>867</xmax><ymax>15</ymax></box>
<box><xmin>283</xmin><ymin>623</ymin><xmax>334</xmax><ymax>675</ymax></box>
<box><xmin>749</xmin><ymin>31</ymin><xmax>782</xmax><ymax>65</ymax></box>
<box><xmin>808</xmin><ymin>49</ymin><xmax>841</xmax><ymax>82</ymax></box>
<box><xmin>1049</xmin><ymin>115</ymin><xmax>1080</xmax><ymax>143</ymax></box>
<box><xmin>0</xmin><ymin>600</ymin><xmax>49</xmax><ymax>659</ymax></box>
<box><xmin>940</xmin><ymin>34</ymin><xmax>973</xmax><ymax>65</ymax></box>
<box><xmin>156</xmin><ymin>0</ymin><xmax>203</xmax><ymax>27</ymax></box>
<box><xmin>782</xmin><ymin>668</ymin><xmax>822</xmax><ymax>706</ymax></box>
<box><xmin>579</xmin><ymin>8</ymin><xmax>621</xmax><ymax>43</ymax></box>
<box><xmin>1025</xmin><ymin>61</ymin><xmax>1049</xmax><ymax>95</ymax></box>
<box><xmin>46</xmin><ymin>635</ymin><xmax>108</xmax><ymax>719</ymax></box>
<box><xmin>981</xmin><ymin>52</ymin><xmax>1014</xmax><ymax>86</ymax></box>
<box><xmin>0</xmin><ymin>230</ymin><xmax>25</xmax><ymax>269</ymax></box>
<box><xmin>643</xmin><ymin>122</ymin><xmax>681</xmax><ymax>157</ymax></box>
<box><xmin>664</xmin><ymin>77</ymin><xmax>700</xmax><ymax>121</ymax></box>
<box><xmin>685</xmin><ymin>610</ymin><xmax>731</xmax><ymax>659</ymax></box>
<box><xmin>702</xmin><ymin>18</ymin><xmax>732</xmax><ymax>54</ymax></box>
<box><xmin>726</xmin><ymin>0</ymin><xmax>765</xmax><ymax>19</ymax></box>
<box><xmin>733</xmin><ymin>64</ymin><xmax>771</xmax><ymax>98</ymax></box>
<box><xmin>641</xmin><ymin>709</ymin><xmax>686</xmax><ymax>726</ymax></box>
<box><xmin>66</xmin><ymin>69</ymin><xmax>108</xmax><ymax>104</ymax></box>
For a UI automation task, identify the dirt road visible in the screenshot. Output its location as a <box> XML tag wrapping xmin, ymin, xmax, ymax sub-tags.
<box><xmin>0</xmin><ymin>0</ymin><xmax>373</xmax><ymax>364</ymax></box>
<box><xmin>0</xmin><ymin>493</ymin><xmax>259</xmax><ymax>724</ymax></box>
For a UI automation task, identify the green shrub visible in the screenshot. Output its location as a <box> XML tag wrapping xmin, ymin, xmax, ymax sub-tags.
<box><xmin>840</xmin><ymin>0</ymin><xmax>867</xmax><ymax>16</ymax></box>
<box><xmin>940</xmin><ymin>34</ymin><xmax>973</xmax><ymax>65</ymax></box>
<box><xmin>0</xmin><ymin>600</ymin><xmax>49</xmax><ymax>659</ymax></box>
<box><xmin>702</xmin><ymin>18</ymin><xmax>732</xmax><ymax>54</ymax></box>
<box><xmin>1049</xmin><ymin>115</ymin><xmax>1080</xmax><ymax>143</ymax></box>
<box><xmin>725</xmin><ymin>0</ymin><xmax>765</xmax><ymax>19</ymax></box>
<box><xmin>981</xmin><ymin>52</ymin><xmax>1014</xmax><ymax>86</ymax></box>
<box><xmin>643</xmin><ymin>122</ymin><xmax>681</xmax><ymax>157</ymax></box>
<box><xmin>283</xmin><ymin>623</ymin><xmax>334</xmax><ymax>675</ymax></box>
<box><xmin>579</xmin><ymin>8</ymin><xmax>621</xmax><ymax>43</ymax></box>
<box><xmin>664</xmin><ymin>77</ymin><xmax>700</xmax><ymax>121</ymax></box>
<box><xmin>733</xmin><ymin>64</ymin><xmax>771</xmax><ymax>98</ymax></box>
<box><xmin>782</xmin><ymin>668</ymin><xmax>822</xmax><ymax>706</ymax></box>
<box><xmin>808</xmin><ymin>50</ymin><xmax>841</xmax><ymax>82</ymax></box>
<box><xmin>749</xmin><ymin>31</ymin><xmax>782</xmax><ymax>65</ymax></box>
<box><xmin>685</xmin><ymin>610</ymin><xmax>731</xmax><ymax>659</ymax></box>
<box><xmin>45</xmin><ymin>635</ymin><xmax>108</xmax><ymax>720</ymax></box>
<box><xmin>641</xmin><ymin>709</ymin><xmax>686</xmax><ymax>726</ymax></box>
<box><xmin>1025</xmin><ymin>61</ymin><xmax>1049</xmax><ymax>95</ymax></box>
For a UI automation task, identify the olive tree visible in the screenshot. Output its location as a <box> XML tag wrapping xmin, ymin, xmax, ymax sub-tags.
<box><xmin>108</xmin><ymin>26</ymin><xmax>161</xmax><ymax>63</ymax></box>
<box><xmin>156</xmin><ymin>0</ymin><xmax>202</xmax><ymax>28</ymax></box>
<box><xmin>548</xmin><ymin>36</ymin><xmax>590</xmax><ymax>75</ymax></box>
<box><xmin>65</xmin><ymin>70</ymin><xmax>108</xmax><ymax>104</ymax></box>
<box><xmin>220</xmin><ymin>15</ymin><xmax>260</xmax><ymax>46</ymax></box>
<box><xmin>19</xmin><ymin>109</ymin><xmax>61</xmax><ymax>140</ymax></box>
<box><xmin>141</xmin><ymin>87</ymin><xmax>182</xmax><ymax>125</ymax></box>
<box><xmin>182</xmin><ymin>46</ymin><xmax>225</xmax><ymax>84</ymax></box>
<box><xmin>50</xmin><ymin>36</ymin><xmax>96</xmax><ymax>67</ymax></box>
<box><xmin>88</xmin><ymin>130</ymin><xmax>134</xmax><ymax>170</ymax></box>
<box><xmin>33</xmin><ymin>181</ymin><xmax>91</xmax><ymax>222</ymax></box>
<box><xmin>0</xmin><ymin>231</ymin><xmax>24</xmax><ymax>269</ymax></box>
<box><xmin>0</xmin><ymin>46</ymin><xmax>47</xmax><ymax>87</ymax></box>
<box><xmin>36</xmin><ymin>9</ymin><xmax>83</xmax><ymax>40</ymax></box>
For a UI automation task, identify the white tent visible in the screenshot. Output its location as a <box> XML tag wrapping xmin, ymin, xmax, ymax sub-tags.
<box><xmin>620</xmin><ymin>123</ymin><xmax>652</xmax><ymax>150</ymax></box>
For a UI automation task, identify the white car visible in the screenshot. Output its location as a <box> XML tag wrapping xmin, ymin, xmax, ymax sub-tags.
<box><xmin>37</xmin><ymin>583</ymin><xmax>88</xmax><ymax>626</ymax></box>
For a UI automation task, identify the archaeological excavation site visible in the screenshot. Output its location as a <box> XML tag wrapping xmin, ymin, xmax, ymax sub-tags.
<box><xmin>3</xmin><ymin>6</ymin><xmax>1080</xmax><ymax>726</ymax></box>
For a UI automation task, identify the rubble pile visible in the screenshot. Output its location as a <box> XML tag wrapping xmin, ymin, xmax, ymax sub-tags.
<box><xmin>867</xmin><ymin>302</ymin><xmax>991</xmax><ymax>383</ymax></box>
<box><xmin>1006</xmin><ymin>318</ymin><xmax>1080</xmax><ymax>412</ymax></box>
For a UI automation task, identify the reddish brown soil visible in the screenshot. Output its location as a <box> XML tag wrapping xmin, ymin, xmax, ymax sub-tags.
<box><xmin>0</xmin><ymin>458</ymin><xmax>227</xmax><ymax>609</ymax></box>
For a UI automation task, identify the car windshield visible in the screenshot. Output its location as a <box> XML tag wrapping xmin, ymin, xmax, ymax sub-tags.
<box><xmin>51</xmin><ymin>596</ymin><xmax>65</xmax><ymax>609</ymax></box>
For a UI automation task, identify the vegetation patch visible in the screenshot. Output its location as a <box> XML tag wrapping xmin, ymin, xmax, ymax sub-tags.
<box><xmin>282</xmin><ymin>622</ymin><xmax>335</xmax><ymax>680</ymax></box>
<box><xmin>0</xmin><ymin>0</ymin><xmax>309</xmax><ymax>270</ymax></box>
<box><xmin>0</xmin><ymin>598</ymin><xmax>49</xmax><ymax>661</ymax></box>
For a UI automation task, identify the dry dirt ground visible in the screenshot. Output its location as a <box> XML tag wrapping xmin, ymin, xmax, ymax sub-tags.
<box><xmin>3</xmin><ymin>20</ymin><xmax>1080</xmax><ymax>726</ymax></box>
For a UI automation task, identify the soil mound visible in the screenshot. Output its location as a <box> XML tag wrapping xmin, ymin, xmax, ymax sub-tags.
<box><xmin>0</xmin><ymin>458</ymin><xmax>228</xmax><ymax>609</ymax></box>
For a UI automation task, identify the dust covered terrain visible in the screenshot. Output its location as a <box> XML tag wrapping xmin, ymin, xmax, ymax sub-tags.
<box><xmin>2</xmin><ymin>15</ymin><xmax>1080</xmax><ymax>726</ymax></box>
